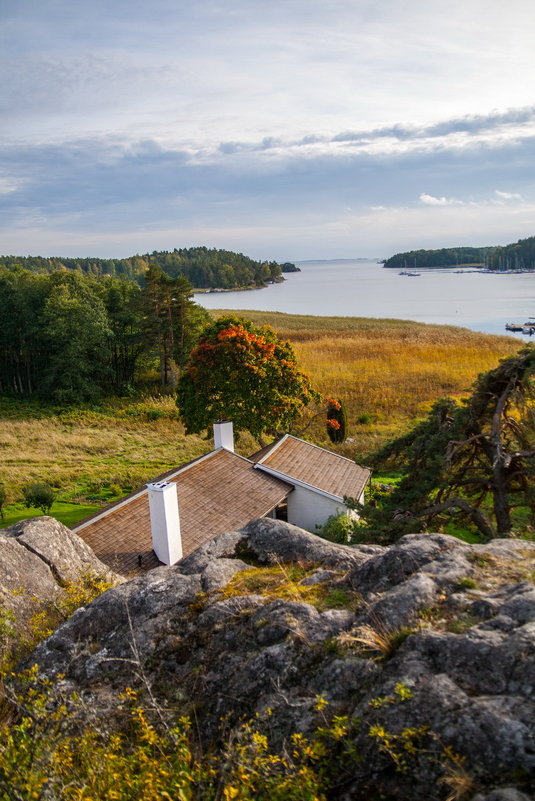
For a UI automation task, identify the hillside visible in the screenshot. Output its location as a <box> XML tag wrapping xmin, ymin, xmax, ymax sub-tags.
<box><xmin>384</xmin><ymin>235</ymin><xmax>535</xmax><ymax>271</ymax></box>
<box><xmin>6</xmin><ymin>516</ymin><xmax>535</xmax><ymax>800</ymax></box>
<box><xmin>0</xmin><ymin>246</ymin><xmax>284</xmax><ymax>289</ymax></box>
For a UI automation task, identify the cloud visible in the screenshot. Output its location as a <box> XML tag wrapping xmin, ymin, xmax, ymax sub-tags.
<box><xmin>494</xmin><ymin>189</ymin><xmax>523</xmax><ymax>201</ymax></box>
<box><xmin>419</xmin><ymin>193</ymin><xmax>464</xmax><ymax>206</ymax></box>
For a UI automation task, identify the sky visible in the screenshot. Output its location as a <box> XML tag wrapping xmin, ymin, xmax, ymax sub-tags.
<box><xmin>1</xmin><ymin>0</ymin><xmax>535</xmax><ymax>261</ymax></box>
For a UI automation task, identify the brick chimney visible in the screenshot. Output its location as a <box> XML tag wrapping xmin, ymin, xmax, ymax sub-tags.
<box><xmin>213</xmin><ymin>419</ymin><xmax>234</xmax><ymax>452</ymax></box>
<box><xmin>147</xmin><ymin>481</ymin><xmax>183</xmax><ymax>565</ymax></box>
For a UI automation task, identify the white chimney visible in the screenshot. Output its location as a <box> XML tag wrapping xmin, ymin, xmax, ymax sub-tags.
<box><xmin>213</xmin><ymin>419</ymin><xmax>234</xmax><ymax>452</ymax></box>
<box><xmin>147</xmin><ymin>481</ymin><xmax>183</xmax><ymax>565</ymax></box>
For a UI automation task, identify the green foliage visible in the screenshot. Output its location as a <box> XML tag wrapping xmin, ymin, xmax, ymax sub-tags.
<box><xmin>177</xmin><ymin>316</ymin><xmax>321</xmax><ymax>440</ymax></box>
<box><xmin>0</xmin><ymin>265</ymin><xmax>208</xmax><ymax>401</ymax></box>
<box><xmin>143</xmin><ymin>265</ymin><xmax>210</xmax><ymax>388</ymax></box>
<box><xmin>0</xmin><ymin>680</ymin><xmax>402</xmax><ymax>801</ymax></box>
<box><xmin>384</xmin><ymin>246</ymin><xmax>492</xmax><ymax>269</ymax></box>
<box><xmin>384</xmin><ymin>236</ymin><xmax>535</xmax><ymax>272</ymax></box>
<box><xmin>0</xmin><ymin>486</ymin><xmax>5</xmax><ymax>521</ymax></box>
<box><xmin>316</xmin><ymin>512</ymin><xmax>359</xmax><ymax>544</ymax></box>
<box><xmin>351</xmin><ymin>347</ymin><xmax>535</xmax><ymax>541</ymax></box>
<box><xmin>22</xmin><ymin>482</ymin><xmax>55</xmax><ymax>514</ymax></box>
<box><xmin>326</xmin><ymin>398</ymin><xmax>347</xmax><ymax>443</ymax></box>
<box><xmin>0</xmin><ymin>246</ymin><xmax>285</xmax><ymax>288</ymax></box>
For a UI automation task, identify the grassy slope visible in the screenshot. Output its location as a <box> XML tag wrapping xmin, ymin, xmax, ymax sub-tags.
<box><xmin>0</xmin><ymin>313</ymin><xmax>520</xmax><ymax>522</ymax></box>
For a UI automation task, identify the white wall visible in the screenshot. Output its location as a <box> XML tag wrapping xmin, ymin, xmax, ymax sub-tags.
<box><xmin>286</xmin><ymin>486</ymin><xmax>348</xmax><ymax>533</ymax></box>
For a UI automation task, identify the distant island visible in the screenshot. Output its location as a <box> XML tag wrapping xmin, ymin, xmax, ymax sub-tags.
<box><xmin>0</xmin><ymin>247</ymin><xmax>289</xmax><ymax>291</ymax></box>
<box><xmin>280</xmin><ymin>262</ymin><xmax>301</xmax><ymax>273</ymax></box>
<box><xmin>383</xmin><ymin>235</ymin><xmax>535</xmax><ymax>272</ymax></box>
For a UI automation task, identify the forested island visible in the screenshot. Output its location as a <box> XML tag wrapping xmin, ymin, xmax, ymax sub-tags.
<box><xmin>383</xmin><ymin>234</ymin><xmax>535</xmax><ymax>271</ymax></box>
<box><xmin>0</xmin><ymin>246</ymin><xmax>285</xmax><ymax>289</ymax></box>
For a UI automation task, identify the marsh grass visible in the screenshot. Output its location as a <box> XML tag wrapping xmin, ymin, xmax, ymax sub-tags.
<box><xmin>0</xmin><ymin>313</ymin><xmax>520</xmax><ymax>503</ymax></box>
<box><xmin>213</xmin><ymin>310</ymin><xmax>519</xmax><ymax>455</ymax></box>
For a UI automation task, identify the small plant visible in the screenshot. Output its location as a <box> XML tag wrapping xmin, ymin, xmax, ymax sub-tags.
<box><xmin>440</xmin><ymin>747</ymin><xmax>479</xmax><ymax>801</ymax></box>
<box><xmin>22</xmin><ymin>482</ymin><xmax>55</xmax><ymax>515</ymax></box>
<box><xmin>338</xmin><ymin>621</ymin><xmax>414</xmax><ymax>660</ymax></box>
<box><xmin>447</xmin><ymin>613</ymin><xmax>479</xmax><ymax>634</ymax></box>
<box><xmin>325</xmin><ymin>398</ymin><xmax>347</xmax><ymax>443</ymax></box>
<box><xmin>456</xmin><ymin>576</ymin><xmax>478</xmax><ymax>590</ymax></box>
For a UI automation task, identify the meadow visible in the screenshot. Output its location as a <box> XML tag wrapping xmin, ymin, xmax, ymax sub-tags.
<box><xmin>0</xmin><ymin>312</ymin><xmax>520</xmax><ymax>527</ymax></box>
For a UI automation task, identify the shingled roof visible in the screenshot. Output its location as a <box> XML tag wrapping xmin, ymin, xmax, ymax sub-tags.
<box><xmin>73</xmin><ymin>449</ymin><xmax>291</xmax><ymax>577</ymax></box>
<box><xmin>251</xmin><ymin>435</ymin><xmax>371</xmax><ymax>501</ymax></box>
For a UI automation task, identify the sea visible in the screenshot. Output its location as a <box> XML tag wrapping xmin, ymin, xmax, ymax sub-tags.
<box><xmin>193</xmin><ymin>259</ymin><xmax>535</xmax><ymax>339</ymax></box>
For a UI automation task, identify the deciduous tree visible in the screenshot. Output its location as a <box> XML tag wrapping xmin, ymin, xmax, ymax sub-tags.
<box><xmin>177</xmin><ymin>316</ymin><xmax>320</xmax><ymax>442</ymax></box>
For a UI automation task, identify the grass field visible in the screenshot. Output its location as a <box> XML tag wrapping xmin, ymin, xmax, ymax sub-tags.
<box><xmin>0</xmin><ymin>501</ymin><xmax>100</xmax><ymax>529</ymax></box>
<box><xmin>0</xmin><ymin>313</ymin><xmax>521</xmax><ymax>515</ymax></box>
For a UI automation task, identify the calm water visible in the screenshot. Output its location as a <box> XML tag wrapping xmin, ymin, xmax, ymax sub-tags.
<box><xmin>194</xmin><ymin>259</ymin><xmax>535</xmax><ymax>338</ymax></box>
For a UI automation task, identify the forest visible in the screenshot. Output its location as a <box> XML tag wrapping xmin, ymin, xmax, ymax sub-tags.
<box><xmin>0</xmin><ymin>264</ymin><xmax>209</xmax><ymax>403</ymax></box>
<box><xmin>0</xmin><ymin>246</ymin><xmax>284</xmax><ymax>289</ymax></box>
<box><xmin>383</xmin><ymin>234</ymin><xmax>535</xmax><ymax>271</ymax></box>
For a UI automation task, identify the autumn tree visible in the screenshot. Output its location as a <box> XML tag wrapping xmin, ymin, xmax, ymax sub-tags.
<box><xmin>177</xmin><ymin>316</ymin><xmax>320</xmax><ymax>442</ymax></box>
<box><xmin>354</xmin><ymin>347</ymin><xmax>535</xmax><ymax>541</ymax></box>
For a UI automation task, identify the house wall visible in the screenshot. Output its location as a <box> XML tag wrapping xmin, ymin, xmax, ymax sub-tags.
<box><xmin>286</xmin><ymin>486</ymin><xmax>348</xmax><ymax>533</ymax></box>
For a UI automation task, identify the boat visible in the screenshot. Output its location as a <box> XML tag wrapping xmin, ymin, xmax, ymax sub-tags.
<box><xmin>399</xmin><ymin>271</ymin><xmax>421</xmax><ymax>277</ymax></box>
<box><xmin>505</xmin><ymin>321</ymin><xmax>535</xmax><ymax>334</ymax></box>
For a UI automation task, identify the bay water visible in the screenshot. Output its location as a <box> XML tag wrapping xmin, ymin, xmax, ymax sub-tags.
<box><xmin>194</xmin><ymin>259</ymin><xmax>535</xmax><ymax>339</ymax></box>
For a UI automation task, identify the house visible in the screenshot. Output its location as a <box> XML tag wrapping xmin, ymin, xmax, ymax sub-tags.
<box><xmin>72</xmin><ymin>420</ymin><xmax>371</xmax><ymax>577</ymax></box>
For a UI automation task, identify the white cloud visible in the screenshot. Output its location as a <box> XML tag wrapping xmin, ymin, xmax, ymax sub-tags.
<box><xmin>419</xmin><ymin>193</ymin><xmax>464</xmax><ymax>206</ymax></box>
<box><xmin>494</xmin><ymin>189</ymin><xmax>523</xmax><ymax>200</ymax></box>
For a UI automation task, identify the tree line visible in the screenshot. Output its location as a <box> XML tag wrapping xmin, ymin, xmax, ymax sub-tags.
<box><xmin>0</xmin><ymin>246</ymin><xmax>284</xmax><ymax>289</ymax></box>
<box><xmin>383</xmin><ymin>235</ymin><xmax>535</xmax><ymax>272</ymax></box>
<box><xmin>0</xmin><ymin>265</ymin><xmax>209</xmax><ymax>403</ymax></box>
<box><xmin>383</xmin><ymin>246</ymin><xmax>494</xmax><ymax>269</ymax></box>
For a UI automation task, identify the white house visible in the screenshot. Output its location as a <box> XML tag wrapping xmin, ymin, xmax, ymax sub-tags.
<box><xmin>72</xmin><ymin>421</ymin><xmax>371</xmax><ymax>576</ymax></box>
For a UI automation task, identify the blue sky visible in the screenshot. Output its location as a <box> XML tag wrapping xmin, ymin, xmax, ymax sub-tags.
<box><xmin>1</xmin><ymin>0</ymin><xmax>535</xmax><ymax>260</ymax></box>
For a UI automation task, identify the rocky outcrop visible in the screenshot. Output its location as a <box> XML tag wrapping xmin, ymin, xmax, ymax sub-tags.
<box><xmin>0</xmin><ymin>516</ymin><xmax>119</xmax><ymax>626</ymax></box>
<box><xmin>23</xmin><ymin>519</ymin><xmax>535</xmax><ymax>800</ymax></box>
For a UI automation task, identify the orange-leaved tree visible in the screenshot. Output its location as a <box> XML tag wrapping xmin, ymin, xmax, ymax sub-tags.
<box><xmin>177</xmin><ymin>316</ymin><xmax>320</xmax><ymax>442</ymax></box>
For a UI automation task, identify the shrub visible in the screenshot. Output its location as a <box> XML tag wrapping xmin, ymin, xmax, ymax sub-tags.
<box><xmin>317</xmin><ymin>513</ymin><xmax>359</xmax><ymax>544</ymax></box>
<box><xmin>326</xmin><ymin>398</ymin><xmax>347</xmax><ymax>443</ymax></box>
<box><xmin>22</xmin><ymin>482</ymin><xmax>55</xmax><ymax>514</ymax></box>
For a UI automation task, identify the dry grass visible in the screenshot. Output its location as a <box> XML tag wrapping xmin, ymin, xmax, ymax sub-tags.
<box><xmin>213</xmin><ymin>310</ymin><xmax>520</xmax><ymax>455</ymax></box>
<box><xmin>0</xmin><ymin>312</ymin><xmax>520</xmax><ymax>503</ymax></box>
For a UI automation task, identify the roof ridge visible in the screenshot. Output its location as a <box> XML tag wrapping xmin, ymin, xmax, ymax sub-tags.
<box><xmin>282</xmin><ymin>434</ymin><xmax>371</xmax><ymax>469</ymax></box>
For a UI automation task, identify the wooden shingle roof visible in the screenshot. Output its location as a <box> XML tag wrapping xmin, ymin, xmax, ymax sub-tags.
<box><xmin>251</xmin><ymin>435</ymin><xmax>371</xmax><ymax>501</ymax></box>
<box><xmin>74</xmin><ymin>449</ymin><xmax>291</xmax><ymax>577</ymax></box>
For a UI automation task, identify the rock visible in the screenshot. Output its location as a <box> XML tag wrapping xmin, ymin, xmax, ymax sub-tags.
<box><xmin>472</xmin><ymin>790</ymin><xmax>533</xmax><ymax>801</ymax></box>
<box><xmin>0</xmin><ymin>516</ymin><xmax>119</xmax><ymax>628</ymax></box>
<box><xmin>5</xmin><ymin>516</ymin><xmax>118</xmax><ymax>584</ymax></box>
<box><xmin>17</xmin><ymin>520</ymin><xmax>535</xmax><ymax>799</ymax></box>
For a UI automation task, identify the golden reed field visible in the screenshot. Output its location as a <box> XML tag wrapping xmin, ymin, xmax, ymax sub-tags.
<box><xmin>0</xmin><ymin>311</ymin><xmax>521</xmax><ymax>503</ymax></box>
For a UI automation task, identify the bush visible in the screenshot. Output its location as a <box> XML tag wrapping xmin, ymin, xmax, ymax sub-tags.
<box><xmin>326</xmin><ymin>399</ymin><xmax>347</xmax><ymax>443</ymax></box>
<box><xmin>22</xmin><ymin>482</ymin><xmax>55</xmax><ymax>515</ymax></box>
<box><xmin>317</xmin><ymin>513</ymin><xmax>359</xmax><ymax>544</ymax></box>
